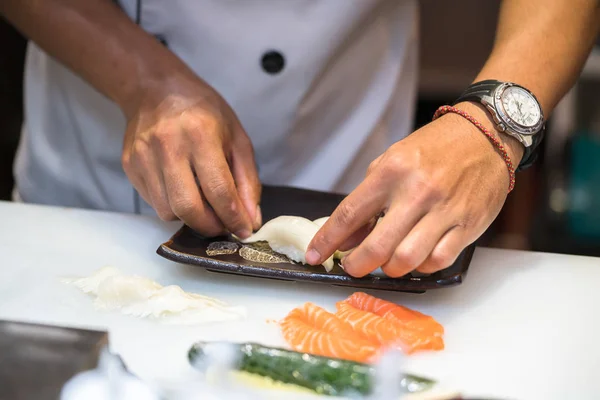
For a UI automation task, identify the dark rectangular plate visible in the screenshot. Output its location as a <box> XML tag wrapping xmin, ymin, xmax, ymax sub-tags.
<box><xmin>0</xmin><ymin>320</ymin><xmax>108</xmax><ymax>400</ymax></box>
<box><xmin>157</xmin><ymin>185</ymin><xmax>474</xmax><ymax>293</ymax></box>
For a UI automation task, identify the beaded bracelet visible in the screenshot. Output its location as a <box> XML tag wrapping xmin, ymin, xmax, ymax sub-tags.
<box><xmin>432</xmin><ymin>105</ymin><xmax>515</xmax><ymax>193</ymax></box>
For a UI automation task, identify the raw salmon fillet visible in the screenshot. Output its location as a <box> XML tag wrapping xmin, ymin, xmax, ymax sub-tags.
<box><xmin>343</xmin><ymin>292</ymin><xmax>444</xmax><ymax>336</ymax></box>
<box><xmin>280</xmin><ymin>302</ymin><xmax>379</xmax><ymax>363</ymax></box>
<box><xmin>285</xmin><ymin>302</ymin><xmax>361</xmax><ymax>337</ymax></box>
<box><xmin>335</xmin><ymin>301</ymin><xmax>444</xmax><ymax>354</ymax></box>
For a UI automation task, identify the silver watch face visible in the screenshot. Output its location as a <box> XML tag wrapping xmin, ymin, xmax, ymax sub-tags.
<box><xmin>494</xmin><ymin>83</ymin><xmax>544</xmax><ymax>135</ymax></box>
<box><xmin>500</xmin><ymin>86</ymin><xmax>541</xmax><ymax>127</ymax></box>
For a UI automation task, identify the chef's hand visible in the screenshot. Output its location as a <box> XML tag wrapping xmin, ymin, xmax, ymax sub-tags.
<box><xmin>306</xmin><ymin>103</ymin><xmax>524</xmax><ymax>277</ymax></box>
<box><xmin>121</xmin><ymin>75</ymin><xmax>262</xmax><ymax>238</ymax></box>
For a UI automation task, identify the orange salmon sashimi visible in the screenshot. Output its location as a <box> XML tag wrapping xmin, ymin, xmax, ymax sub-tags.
<box><xmin>343</xmin><ymin>292</ymin><xmax>444</xmax><ymax>336</ymax></box>
<box><xmin>285</xmin><ymin>302</ymin><xmax>365</xmax><ymax>337</ymax></box>
<box><xmin>335</xmin><ymin>301</ymin><xmax>444</xmax><ymax>354</ymax></box>
<box><xmin>280</xmin><ymin>303</ymin><xmax>379</xmax><ymax>363</ymax></box>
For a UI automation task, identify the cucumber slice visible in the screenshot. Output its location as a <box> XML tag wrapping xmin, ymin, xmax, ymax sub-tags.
<box><xmin>188</xmin><ymin>342</ymin><xmax>435</xmax><ymax>397</ymax></box>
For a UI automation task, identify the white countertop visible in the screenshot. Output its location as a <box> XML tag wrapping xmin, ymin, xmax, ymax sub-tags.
<box><xmin>1</xmin><ymin>200</ymin><xmax>599</xmax><ymax>399</ymax></box>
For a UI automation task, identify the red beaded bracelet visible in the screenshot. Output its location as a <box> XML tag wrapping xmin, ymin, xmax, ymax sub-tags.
<box><xmin>432</xmin><ymin>105</ymin><xmax>515</xmax><ymax>193</ymax></box>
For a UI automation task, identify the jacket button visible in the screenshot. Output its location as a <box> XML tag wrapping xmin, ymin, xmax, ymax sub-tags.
<box><xmin>155</xmin><ymin>35</ymin><xmax>168</xmax><ymax>47</ymax></box>
<box><xmin>261</xmin><ymin>51</ymin><xmax>285</xmax><ymax>74</ymax></box>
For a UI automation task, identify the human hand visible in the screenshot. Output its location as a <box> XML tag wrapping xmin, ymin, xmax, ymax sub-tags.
<box><xmin>121</xmin><ymin>74</ymin><xmax>262</xmax><ymax>238</ymax></box>
<box><xmin>306</xmin><ymin>103</ymin><xmax>523</xmax><ymax>277</ymax></box>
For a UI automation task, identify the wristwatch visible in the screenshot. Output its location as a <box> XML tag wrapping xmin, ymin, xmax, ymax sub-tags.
<box><xmin>454</xmin><ymin>79</ymin><xmax>546</xmax><ymax>171</ymax></box>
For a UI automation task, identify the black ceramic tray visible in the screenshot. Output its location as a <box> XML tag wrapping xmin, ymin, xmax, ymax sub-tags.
<box><xmin>157</xmin><ymin>185</ymin><xmax>475</xmax><ymax>293</ymax></box>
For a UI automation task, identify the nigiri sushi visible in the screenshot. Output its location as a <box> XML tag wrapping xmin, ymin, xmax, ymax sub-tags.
<box><xmin>238</xmin><ymin>216</ymin><xmax>335</xmax><ymax>271</ymax></box>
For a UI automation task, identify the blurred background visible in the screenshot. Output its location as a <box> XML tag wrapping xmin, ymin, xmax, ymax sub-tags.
<box><xmin>1</xmin><ymin>0</ymin><xmax>599</xmax><ymax>256</ymax></box>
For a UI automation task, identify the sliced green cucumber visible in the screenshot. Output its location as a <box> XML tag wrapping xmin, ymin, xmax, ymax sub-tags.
<box><xmin>188</xmin><ymin>341</ymin><xmax>435</xmax><ymax>397</ymax></box>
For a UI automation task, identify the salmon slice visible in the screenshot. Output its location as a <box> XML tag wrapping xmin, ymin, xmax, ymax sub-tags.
<box><xmin>343</xmin><ymin>292</ymin><xmax>444</xmax><ymax>336</ymax></box>
<box><xmin>335</xmin><ymin>301</ymin><xmax>444</xmax><ymax>354</ymax></box>
<box><xmin>280</xmin><ymin>302</ymin><xmax>379</xmax><ymax>363</ymax></box>
<box><xmin>285</xmin><ymin>302</ymin><xmax>364</xmax><ymax>337</ymax></box>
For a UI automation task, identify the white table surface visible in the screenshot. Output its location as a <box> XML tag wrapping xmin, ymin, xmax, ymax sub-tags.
<box><xmin>0</xmin><ymin>200</ymin><xmax>599</xmax><ymax>400</ymax></box>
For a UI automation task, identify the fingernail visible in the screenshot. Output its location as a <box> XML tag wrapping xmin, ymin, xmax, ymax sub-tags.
<box><xmin>340</xmin><ymin>256</ymin><xmax>359</xmax><ymax>276</ymax></box>
<box><xmin>340</xmin><ymin>255</ymin><xmax>349</xmax><ymax>271</ymax></box>
<box><xmin>254</xmin><ymin>205</ymin><xmax>262</xmax><ymax>228</ymax></box>
<box><xmin>305</xmin><ymin>249</ymin><xmax>321</xmax><ymax>265</ymax></box>
<box><xmin>236</xmin><ymin>229</ymin><xmax>252</xmax><ymax>239</ymax></box>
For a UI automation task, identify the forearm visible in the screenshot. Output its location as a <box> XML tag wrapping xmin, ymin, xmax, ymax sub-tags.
<box><xmin>457</xmin><ymin>0</ymin><xmax>600</xmax><ymax>163</ymax></box>
<box><xmin>0</xmin><ymin>0</ymin><xmax>193</xmax><ymax>118</ymax></box>
<box><xmin>477</xmin><ymin>0</ymin><xmax>600</xmax><ymax>116</ymax></box>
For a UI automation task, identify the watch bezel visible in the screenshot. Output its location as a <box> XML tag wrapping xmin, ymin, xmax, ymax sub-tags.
<box><xmin>492</xmin><ymin>82</ymin><xmax>545</xmax><ymax>136</ymax></box>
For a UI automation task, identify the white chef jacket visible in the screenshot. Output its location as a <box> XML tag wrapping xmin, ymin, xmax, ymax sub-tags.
<box><xmin>13</xmin><ymin>0</ymin><xmax>419</xmax><ymax>216</ymax></box>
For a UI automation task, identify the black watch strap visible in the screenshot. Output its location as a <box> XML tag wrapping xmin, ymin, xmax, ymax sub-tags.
<box><xmin>516</xmin><ymin>127</ymin><xmax>544</xmax><ymax>172</ymax></box>
<box><xmin>454</xmin><ymin>79</ymin><xmax>501</xmax><ymax>103</ymax></box>
<box><xmin>453</xmin><ymin>79</ymin><xmax>543</xmax><ymax>172</ymax></box>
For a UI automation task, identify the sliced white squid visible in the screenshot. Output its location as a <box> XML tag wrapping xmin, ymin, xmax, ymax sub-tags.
<box><xmin>61</xmin><ymin>265</ymin><xmax>123</xmax><ymax>295</ymax></box>
<box><xmin>62</xmin><ymin>267</ymin><xmax>246</xmax><ymax>325</ymax></box>
<box><xmin>121</xmin><ymin>285</ymin><xmax>246</xmax><ymax>324</ymax></box>
<box><xmin>93</xmin><ymin>274</ymin><xmax>162</xmax><ymax>311</ymax></box>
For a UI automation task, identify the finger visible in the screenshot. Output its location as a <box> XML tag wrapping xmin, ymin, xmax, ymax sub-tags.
<box><xmin>122</xmin><ymin>141</ymin><xmax>157</xmax><ymax>214</ymax></box>
<box><xmin>338</xmin><ymin>218</ymin><xmax>378</xmax><ymax>251</ymax></box>
<box><xmin>366</xmin><ymin>155</ymin><xmax>383</xmax><ymax>177</ymax></box>
<box><xmin>147</xmin><ymin>168</ymin><xmax>177</xmax><ymax>221</ymax></box>
<box><xmin>124</xmin><ymin>167</ymin><xmax>151</xmax><ymax>208</ymax></box>
<box><xmin>340</xmin><ymin>203</ymin><xmax>425</xmax><ymax>278</ymax></box>
<box><xmin>416</xmin><ymin>227</ymin><xmax>470</xmax><ymax>274</ymax></box>
<box><xmin>163</xmin><ymin>160</ymin><xmax>226</xmax><ymax>237</ymax></box>
<box><xmin>380</xmin><ymin>212</ymin><xmax>453</xmax><ymax>278</ymax></box>
<box><xmin>306</xmin><ymin>179</ymin><xmax>387</xmax><ymax>266</ymax></box>
<box><xmin>130</xmin><ymin>141</ymin><xmax>176</xmax><ymax>221</ymax></box>
<box><xmin>192</xmin><ymin>138</ymin><xmax>253</xmax><ymax>238</ymax></box>
<box><xmin>127</xmin><ymin>172</ymin><xmax>156</xmax><ymax>215</ymax></box>
<box><xmin>231</xmin><ymin>131</ymin><xmax>262</xmax><ymax>230</ymax></box>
